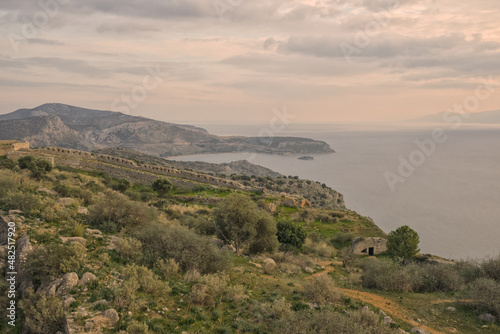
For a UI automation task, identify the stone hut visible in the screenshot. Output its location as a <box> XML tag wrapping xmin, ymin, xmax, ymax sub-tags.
<box><xmin>352</xmin><ymin>237</ymin><xmax>388</xmax><ymax>256</ymax></box>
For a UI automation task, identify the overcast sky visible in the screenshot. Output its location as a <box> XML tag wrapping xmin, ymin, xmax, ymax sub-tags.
<box><xmin>1</xmin><ymin>0</ymin><xmax>500</xmax><ymax>123</ymax></box>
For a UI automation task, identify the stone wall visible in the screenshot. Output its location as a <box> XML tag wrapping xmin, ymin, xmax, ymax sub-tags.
<box><xmin>0</xmin><ymin>140</ymin><xmax>30</xmax><ymax>156</ymax></box>
<box><xmin>352</xmin><ymin>237</ymin><xmax>388</xmax><ymax>255</ymax></box>
<box><xmin>8</xmin><ymin>147</ymin><xmax>251</xmax><ymax>191</ymax></box>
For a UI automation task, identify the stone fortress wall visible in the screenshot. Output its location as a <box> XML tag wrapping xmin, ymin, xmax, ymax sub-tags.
<box><xmin>7</xmin><ymin>146</ymin><xmax>250</xmax><ymax>191</ymax></box>
<box><xmin>0</xmin><ymin>140</ymin><xmax>30</xmax><ymax>156</ymax></box>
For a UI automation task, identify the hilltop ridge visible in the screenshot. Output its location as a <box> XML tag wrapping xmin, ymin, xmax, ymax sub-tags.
<box><xmin>0</xmin><ymin>103</ymin><xmax>335</xmax><ymax>157</ymax></box>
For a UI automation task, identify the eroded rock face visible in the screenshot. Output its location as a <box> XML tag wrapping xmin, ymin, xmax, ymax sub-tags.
<box><xmin>42</xmin><ymin>272</ymin><xmax>79</xmax><ymax>297</ymax></box>
<box><xmin>15</xmin><ymin>234</ymin><xmax>34</xmax><ymax>295</ymax></box>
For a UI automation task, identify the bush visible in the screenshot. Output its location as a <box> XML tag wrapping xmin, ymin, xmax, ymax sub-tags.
<box><xmin>7</xmin><ymin>192</ymin><xmax>42</xmax><ymax>216</ymax></box>
<box><xmin>137</xmin><ymin>223</ymin><xmax>230</xmax><ymax>274</ymax></box>
<box><xmin>466</xmin><ymin>278</ymin><xmax>500</xmax><ymax>316</ymax></box>
<box><xmin>19</xmin><ymin>290</ymin><xmax>65</xmax><ymax>334</ymax></box>
<box><xmin>116</xmin><ymin>237</ymin><xmax>143</xmax><ymax>261</ymax></box>
<box><xmin>387</xmin><ymin>225</ymin><xmax>420</xmax><ymax>261</ymax></box>
<box><xmin>304</xmin><ymin>275</ymin><xmax>342</xmax><ymax>306</ymax></box>
<box><xmin>27</xmin><ymin>243</ymin><xmax>87</xmax><ymax>287</ymax></box>
<box><xmin>87</xmin><ymin>192</ymin><xmax>158</xmax><ymax>232</ymax></box>
<box><xmin>0</xmin><ymin>170</ymin><xmax>17</xmax><ymax>199</ymax></box>
<box><xmin>72</xmin><ymin>222</ymin><xmax>85</xmax><ymax>237</ymax></box>
<box><xmin>111</xmin><ymin>178</ymin><xmax>131</xmax><ymax>192</ymax></box>
<box><xmin>180</xmin><ymin>215</ymin><xmax>216</xmax><ymax>236</ymax></box>
<box><xmin>127</xmin><ymin>321</ymin><xmax>151</xmax><ymax>334</ymax></box>
<box><xmin>481</xmin><ymin>255</ymin><xmax>500</xmax><ymax>282</ymax></box>
<box><xmin>331</xmin><ymin>232</ymin><xmax>355</xmax><ymax>249</ymax></box>
<box><xmin>152</xmin><ymin>178</ymin><xmax>174</xmax><ymax>197</ymax></box>
<box><xmin>277</xmin><ymin>221</ymin><xmax>307</xmax><ymax>250</ymax></box>
<box><xmin>18</xmin><ymin>155</ymin><xmax>53</xmax><ymax>179</ymax></box>
<box><xmin>121</xmin><ymin>264</ymin><xmax>171</xmax><ymax>295</ymax></box>
<box><xmin>156</xmin><ymin>258</ymin><xmax>180</xmax><ymax>279</ymax></box>
<box><xmin>273</xmin><ymin>308</ymin><xmax>396</xmax><ymax>334</ymax></box>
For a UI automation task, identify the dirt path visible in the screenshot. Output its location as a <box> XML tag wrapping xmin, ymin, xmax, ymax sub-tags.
<box><xmin>313</xmin><ymin>261</ymin><xmax>448</xmax><ymax>334</ymax></box>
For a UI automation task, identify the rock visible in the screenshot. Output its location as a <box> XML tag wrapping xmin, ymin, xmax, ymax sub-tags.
<box><xmin>446</xmin><ymin>307</ymin><xmax>457</xmax><ymax>312</ymax></box>
<box><xmin>92</xmin><ymin>299</ymin><xmax>109</xmax><ymax>307</ymax></box>
<box><xmin>379</xmin><ymin>309</ymin><xmax>388</xmax><ymax>317</ymax></box>
<box><xmin>15</xmin><ymin>234</ymin><xmax>33</xmax><ymax>295</ymax></box>
<box><xmin>479</xmin><ymin>314</ymin><xmax>497</xmax><ymax>323</ymax></box>
<box><xmin>361</xmin><ymin>306</ymin><xmax>369</xmax><ymax>312</ymax></box>
<box><xmin>304</xmin><ymin>267</ymin><xmax>314</xmax><ymax>273</ymax></box>
<box><xmin>222</xmin><ymin>244</ymin><xmax>237</xmax><ymax>253</ymax></box>
<box><xmin>262</xmin><ymin>258</ymin><xmax>276</xmax><ymax>267</ymax></box>
<box><xmin>383</xmin><ymin>316</ymin><xmax>394</xmax><ymax>324</ymax></box>
<box><xmin>79</xmin><ymin>272</ymin><xmax>97</xmax><ymax>286</ymax></box>
<box><xmin>85</xmin><ymin>228</ymin><xmax>102</xmax><ymax>236</ymax></box>
<box><xmin>43</xmin><ymin>272</ymin><xmax>79</xmax><ymax>296</ymax></box>
<box><xmin>60</xmin><ymin>236</ymin><xmax>87</xmax><ymax>246</ymax></box>
<box><xmin>103</xmin><ymin>308</ymin><xmax>119</xmax><ymax>325</ymax></box>
<box><xmin>57</xmin><ymin>197</ymin><xmax>75</xmax><ymax>206</ymax></box>
<box><xmin>63</xmin><ymin>297</ymin><xmax>76</xmax><ymax>307</ymax></box>
<box><xmin>8</xmin><ymin>210</ymin><xmax>22</xmax><ymax>215</ymax></box>
<box><xmin>77</xmin><ymin>206</ymin><xmax>89</xmax><ymax>215</ymax></box>
<box><xmin>37</xmin><ymin>187</ymin><xmax>57</xmax><ymax>195</ymax></box>
<box><xmin>410</xmin><ymin>328</ymin><xmax>430</xmax><ymax>334</ymax></box>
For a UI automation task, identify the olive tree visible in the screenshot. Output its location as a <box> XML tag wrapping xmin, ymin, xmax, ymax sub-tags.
<box><xmin>213</xmin><ymin>194</ymin><xmax>278</xmax><ymax>254</ymax></box>
<box><xmin>152</xmin><ymin>178</ymin><xmax>174</xmax><ymax>197</ymax></box>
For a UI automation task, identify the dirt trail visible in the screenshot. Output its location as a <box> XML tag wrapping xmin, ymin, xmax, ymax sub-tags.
<box><xmin>305</xmin><ymin>260</ymin><xmax>339</xmax><ymax>280</ymax></box>
<box><xmin>315</xmin><ymin>261</ymin><xmax>448</xmax><ymax>334</ymax></box>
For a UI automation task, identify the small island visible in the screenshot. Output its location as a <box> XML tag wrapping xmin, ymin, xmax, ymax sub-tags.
<box><xmin>298</xmin><ymin>156</ymin><xmax>314</xmax><ymax>160</ymax></box>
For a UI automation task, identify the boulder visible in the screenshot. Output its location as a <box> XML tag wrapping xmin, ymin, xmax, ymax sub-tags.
<box><xmin>43</xmin><ymin>272</ymin><xmax>79</xmax><ymax>296</ymax></box>
<box><xmin>57</xmin><ymin>197</ymin><xmax>75</xmax><ymax>206</ymax></box>
<box><xmin>92</xmin><ymin>299</ymin><xmax>109</xmax><ymax>307</ymax></box>
<box><xmin>304</xmin><ymin>267</ymin><xmax>314</xmax><ymax>273</ymax></box>
<box><xmin>479</xmin><ymin>314</ymin><xmax>497</xmax><ymax>323</ymax></box>
<box><xmin>79</xmin><ymin>272</ymin><xmax>97</xmax><ymax>286</ymax></box>
<box><xmin>63</xmin><ymin>296</ymin><xmax>76</xmax><ymax>308</ymax></box>
<box><xmin>60</xmin><ymin>236</ymin><xmax>87</xmax><ymax>246</ymax></box>
<box><xmin>103</xmin><ymin>308</ymin><xmax>119</xmax><ymax>325</ymax></box>
<box><xmin>361</xmin><ymin>306</ymin><xmax>369</xmax><ymax>312</ymax></box>
<box><xmin>446</xmin><ymin>307</ymin><xmax>457</xmax><ymax>312</ymax></box>
<box><xmin>410</xmin><ymin>328</ymin><xmax>430</xmax><ymax>334</ymax></box>
<box><xmin>77</xmin><ymin>206</ymin><xmax>89</xmax><ymax>215</ymax></box>
<box><xmin>383</xmin><ymin>316</ymin><xmax>394</xmax><ymax>324</ymax></box>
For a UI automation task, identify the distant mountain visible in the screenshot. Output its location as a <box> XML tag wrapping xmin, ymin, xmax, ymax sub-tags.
<box><xmin>413</xmin><ymin>109</ymin><xmax>500</xmax><ymax>124</ymax></box>
<box><xmin>0</xmin><ymin>103</ymin><xmax>334</xmax><ymax>157</ymax></box>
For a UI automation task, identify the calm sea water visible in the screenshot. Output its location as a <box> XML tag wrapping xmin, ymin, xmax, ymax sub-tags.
<box><xmin>175</xmin><ymin>123</ymin><xmax>500</xmax><ymax>260</ymax></box>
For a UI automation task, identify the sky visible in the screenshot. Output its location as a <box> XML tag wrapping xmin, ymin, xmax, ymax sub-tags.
<box><xmin>1</xmin><ymin>0</ymin><xmax>500</xmax><ymax>123</ymax></box>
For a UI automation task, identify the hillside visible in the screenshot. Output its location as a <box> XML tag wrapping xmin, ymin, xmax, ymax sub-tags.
<box><xmin>0</xmin><ymin>103</ymin><xmax>335</xmax><ymax>157</ymax></box>
<box><xmin>0</xmin><ymin>147</ymin><xmax>499</xmax><ymax>333</ymax></box>
<box><xmin>412</xmin><ymin>109</ymin><xmax>500</xmax><ymax>124</ymax></box>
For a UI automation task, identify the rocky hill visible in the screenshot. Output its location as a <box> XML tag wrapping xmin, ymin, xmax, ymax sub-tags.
<box><xmin>0</xmin><ymin>103</ymin><xmax>335</xmax><ymax>157</ymax></box>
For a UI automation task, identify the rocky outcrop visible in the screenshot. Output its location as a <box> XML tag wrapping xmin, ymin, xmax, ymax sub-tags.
<box><xmin>15</xmin><ymin>234</ymin><xmax>33</xmax><ymax>295</ymax></box>
<box><xmin>40</xmin><ymin>272</ymin><xmax>79</xmax><ymax>297</ymax></box>
<box><xmin>78</xmin><ymin>272</ymin><xmax>97</xmax><ymax>287</ymax></box>
<box><xmin>479</xmin><ymin>314</ymin><xmax>497</xmax><ymax>323</ymax></box>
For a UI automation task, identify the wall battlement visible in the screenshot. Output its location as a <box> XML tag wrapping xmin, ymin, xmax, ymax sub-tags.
<box><xmin>9</xmin><ymin>147</ymin><xmax>249</xmax><ymax>191</ymax></box>
<box><xmin>0</xmin><ymin>140</ymin><xmax>30</xmax><ymax>156</ymax></box>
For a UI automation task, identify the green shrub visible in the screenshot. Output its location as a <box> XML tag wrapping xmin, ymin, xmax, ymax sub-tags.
<box><xmin>7</xmin><ymin>192</ymin><xmax>42</xmax><ymax>216</ymax></box>
<box><xmin>387</xmin><ymin>225</ymin><xmax>420</xmax><ymax>261</ymax></box>
<box><xmin>87</xmin><ymin>192</ymin><xmax>158</xmax><ymax>233</ymax></box>
<box><xmin>466</xmin><ymin>278</ymin><xmax>500</xmax><ymax>316</ymax></box>
<box><xmin>115</xmin><ymin>237</ymin><xmax>143</xmax><ymax>261</ymax></box>
<box><xmin>277</xmin><ymin>221</ymin><xmax>307</xmax><ymax>250</ymax></box>
<box><xmin>0</xmin><ymin>170</ymin><xmax>17</xmax><ymax>199</ymax></box>
<box><xmin>18</xmin><ymin>155</ymin><xmax>53</xmax><ymax>179</ymax></box>
<box><xmin>304</xmin><ymin>275</ymin><xmax>341</xmax><ymax>306</ymax></box>
<box><xmin>27</xmin><ymin>243</ymin><xmax>87</xmax><ymax>287</ymax></box>
<box><xmin>213</xmin><ymin>194</ymin><xmax>278</xmax><ymax>254</ymax></box>
<box><xmin>331</xmin><ymin>232</ymin><xmax>355</xmax><ymax>249</ymax></box>
<box><xmin>19</xmin><ymin>290</ymin><xmax>65</xmax><ymax>334</ymax></box>
<box><xmin>72</xmin><ymin>222</ymin><xmax>85</xmax><ymax>237</ymax></box>
<box><xmin>127</xmin><ymin>320</ymin><xmax>151</xmax><ymax>334</ymax></box>
<box><xmin>181</xmin><ymin>215</ymin><xmax>217</xmax><ymax>236</ymax></box>
<box><xmin>121</xmin><ymin>264</ymin><xmax>171</xmax><ymax>295</ymax></box>
<box><xmin>156</xmin><ymin>258</ymin><xmax>180</xmax><ymax>279</ymax></box>
<box><xmin>481</xmin><ymin>255</ymin><xmax>500</xmax><ymax>282</ymax></box>
<box><xmin>137</xmin><ymin>223</ymin><xmax>230</xmax><ymax>274</ymax></box>
<box><xmin>152</xmin><ymin>178</ymin><xmax>174</xmax><ymax>197</ymax></box>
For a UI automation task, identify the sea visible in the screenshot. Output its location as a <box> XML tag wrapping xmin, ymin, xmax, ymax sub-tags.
<box><xmin>174</xmin><ymin>122</ymin><xmax>500</xmax><ymax>260</ymax></box>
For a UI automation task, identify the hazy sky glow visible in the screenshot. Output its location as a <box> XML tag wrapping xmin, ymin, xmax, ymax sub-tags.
<box><xmin>1</xmin><ymin>0</ymin><xmax>500</xmax><ymax>123</ymax></box>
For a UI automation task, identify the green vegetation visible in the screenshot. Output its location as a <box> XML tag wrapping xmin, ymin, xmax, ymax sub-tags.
<box><xmin>387</xmin><ymin>225</ymin><xmax>420</xmax><ymax>261</ymax></box>
<box><xmin>0</xmin><ymin>154</ymin><xmax>498</xmax><ymax>334</ymax></box>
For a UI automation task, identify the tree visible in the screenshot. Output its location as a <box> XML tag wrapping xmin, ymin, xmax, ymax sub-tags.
<box><xmin>213</xmin><ymin>194</ymin><xmax>278</xmax><ymax>254</ymax></box>
<box><xmin>387</xmin><ymin>225</ymin><xmax>420</xmax><ymax>261</ymax></box>
<box><xmin>152</xmin><ymin>178</ymin><xmax>174</xmax><ymax>197</ymax></box>
<box><xmin>276</xmin><ymin>221</ymin><xmax>307</xmax><ymax>250</ymax></box>
<box><xmin>18</xmin><ymin>155</ymin><xmax>52</xmax><ymax>179</ymax></box>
